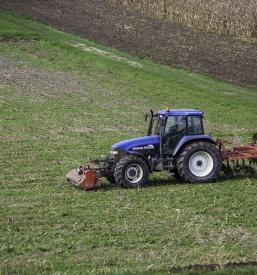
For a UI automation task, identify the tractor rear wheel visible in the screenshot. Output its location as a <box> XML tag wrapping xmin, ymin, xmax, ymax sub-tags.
<box><xmin>176</xmin><ymin>141</ymin><xmax>221</xmax><ymax>183</ymax></box>
<box><xmin>114</xmin><ymin>155</ymin><xmax>149</xmax><ymax>188</ymax></box>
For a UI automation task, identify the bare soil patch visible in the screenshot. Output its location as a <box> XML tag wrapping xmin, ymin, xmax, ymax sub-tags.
<box><xmin>0</xmin><ymin>56</ymin><xmax>89</xmax><ymax>101</ymax></box>
<box><xmin>1</xmin><ymin>0</ymin><xmax>257</xmax><ymax>88</ymax></box>
<box><xmin>72</xmin><ymin>43</ymin><xmax>143</xmax><ymax>68</ymax></box>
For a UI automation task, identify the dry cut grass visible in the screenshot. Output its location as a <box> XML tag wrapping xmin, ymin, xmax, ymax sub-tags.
<box><xmin>108</xmin><ymin>0</ymin><xmax>257</xmax><ymax>39</ymax></box>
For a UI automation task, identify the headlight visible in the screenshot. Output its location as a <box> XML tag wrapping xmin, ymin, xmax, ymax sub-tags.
<box><xmin>110</xmin><ymin>150</ymin><xmax>119</xmax><ymax>155</ymax></box>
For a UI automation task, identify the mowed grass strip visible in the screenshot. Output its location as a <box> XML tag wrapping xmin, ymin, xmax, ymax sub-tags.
<box><xmin>0</xmin><ymin>9</ymin><xmax>257</xmax><ymax>274</ymax></box>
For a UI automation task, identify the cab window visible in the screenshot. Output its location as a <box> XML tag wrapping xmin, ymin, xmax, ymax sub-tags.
<box><xmin>164</xmin><ymin>116</ymin><xmax>187</xmax><ymax>136</ymax></box>
<box><xmin>187</xmin><ymin>116</ymin><xmax>203</xmax><ymax>135</ymax></box>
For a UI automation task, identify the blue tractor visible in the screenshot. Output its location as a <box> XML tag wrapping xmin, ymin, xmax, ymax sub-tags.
<box><xmin>66</xmin><ymin>109</ymin><xmax>222</xmax><ymax>189</ymax></box>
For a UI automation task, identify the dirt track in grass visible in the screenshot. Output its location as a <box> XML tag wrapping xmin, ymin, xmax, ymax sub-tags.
<box><xmin>1</xmin><ymin>0</ymin><xmax>257</xmax><ymax>88</ymax></box>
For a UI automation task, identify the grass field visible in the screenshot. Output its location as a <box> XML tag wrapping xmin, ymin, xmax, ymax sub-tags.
<box><xmin>1</xmin><ymin>10</ymin><xmax>257</xmax><ymax>274</ymax></box>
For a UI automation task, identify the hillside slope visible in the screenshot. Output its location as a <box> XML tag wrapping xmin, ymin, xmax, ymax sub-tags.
<box><xmin>0</xmin><ymin>10</ymin><xmax>257</xmax><ymax>274</ymax></box>
<box><xmin>1</xmin><ymin>0</ymin><xmax>257</xmax><ymax>88</ymax></box>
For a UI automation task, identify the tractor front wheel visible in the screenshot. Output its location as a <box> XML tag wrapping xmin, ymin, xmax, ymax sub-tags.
<box><xmin>114</xmin><ymin>156</ymin><xmax>149</xmax><ymax>188</ymax></box>
<box><xmin>176</xmin><ymin>141</ymin><xmax>221</xmax><ymax>183</ymax></box>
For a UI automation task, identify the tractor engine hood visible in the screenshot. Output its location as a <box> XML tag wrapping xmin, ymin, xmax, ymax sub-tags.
<box><xmin>112</xmin><ymin>135</ymin><xmax>159</xmax><ymax>151</ymax></box>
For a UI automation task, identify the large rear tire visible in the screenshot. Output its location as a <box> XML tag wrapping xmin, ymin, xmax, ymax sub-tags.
<box><xmin>176</xmin><ymin>141</ymin><xmax>221</xmax><ymax>183</ymax></box>
<box><xmin>114</xmin><ymin>155</ymin><xmax>149</xmax><ymax>188</ymax></box>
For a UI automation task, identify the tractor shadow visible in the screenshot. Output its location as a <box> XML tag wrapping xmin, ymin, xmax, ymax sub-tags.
<box><xmin>99</xmin><ymin>166</ymin><xmax>257</xmax><ymax>191</ymax></box>
<box><xmin>99</xmin><ymin>176</ymin><xmax>179</xmax><ymax>191</ymax></box>
<box><xmin>219</xmin><ymin>165</ymin><xmax>257</xmax><ymax>182</ymax></box>
<box><xmin>147</xmin><ymin>177</ymin><xmax>182</xmax><ymax>187</ymax></box>
<box><xmin>144</xmin><ymin>176</ymin><xmax>257</xmax><ymax>190</ymax></box>
<box><xmin>219</xmin><ymin>172</ymin><xmax>257</xmax><ymax>182</ymax></box>
<box><xmin>145</xmin><ymin>167</ymin><xmax>257</xmax><ymax>189</ymax></box>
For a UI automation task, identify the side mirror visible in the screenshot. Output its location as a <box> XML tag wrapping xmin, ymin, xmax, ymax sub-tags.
<box><xmin>144</xmin><ymin>113</ymin><xmax>148</xmax><ymax>122</ymax></box>
<box><xmin>145</xmin><ymin>109</ymin><xmax>154</xmax><ymax>122</ymax></box>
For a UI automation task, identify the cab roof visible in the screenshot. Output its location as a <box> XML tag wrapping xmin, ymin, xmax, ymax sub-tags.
<box><xmin>158</xmin><ymin>109</ymin><xmax>203</xmax><ymax>116</ymax></box>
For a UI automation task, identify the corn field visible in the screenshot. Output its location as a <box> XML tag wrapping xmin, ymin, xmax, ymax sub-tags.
<box><xmin>107</xmin><ymin>0</ymin><xmax>257</xmax><ymax>38</ymax></box>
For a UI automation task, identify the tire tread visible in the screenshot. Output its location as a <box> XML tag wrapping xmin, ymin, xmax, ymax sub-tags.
<box><xmin>114</xmin><ymin>155</ymin><xmax>149</xmax><ymax>188</ymax></box>
<box><xmin>176</xmin><ymin>141</ymin><xmax>221</xmax><ymax>183</ymax></box>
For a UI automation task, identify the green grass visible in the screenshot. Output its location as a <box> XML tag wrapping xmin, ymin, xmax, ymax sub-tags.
<box><xmin>0</xmin><ymin>9</ymin><xmax>257</xmax><ymax>274</ymax></box>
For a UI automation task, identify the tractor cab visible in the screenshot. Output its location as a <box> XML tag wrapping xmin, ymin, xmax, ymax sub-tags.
<box><xmin>149</xmin><ymin>109</ymin><xmax>204</xmax><ymax>155</ymax></box>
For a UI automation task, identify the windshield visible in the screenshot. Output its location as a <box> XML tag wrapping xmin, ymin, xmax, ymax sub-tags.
<box><xmin>146</xmin><ymin>113</ymin><xmax>164</xmax><ymax>136</ymax></box>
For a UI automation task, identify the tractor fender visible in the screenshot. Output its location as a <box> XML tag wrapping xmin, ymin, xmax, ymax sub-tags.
<box><xmin>126</xmin><ymin>151</ymin><xmax>153</xmax><ymax>172</ymax></box>
<box><xmin>173</xmin><ymin>135</ymin><xmax>216</xmax><ymax>157</ymax></box>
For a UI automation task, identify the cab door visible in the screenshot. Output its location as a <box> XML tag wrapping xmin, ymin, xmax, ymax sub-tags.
<box><xmin>162</xmin><ymin>116</ymin><xmax>187</xmax><ymax>155</ymax></box>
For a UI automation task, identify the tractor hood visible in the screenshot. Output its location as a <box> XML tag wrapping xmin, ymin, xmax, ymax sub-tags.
<box><xmin>112</xmin><ymin>135</ymin><xmax>159</xmax><ymax>151</ymax></box>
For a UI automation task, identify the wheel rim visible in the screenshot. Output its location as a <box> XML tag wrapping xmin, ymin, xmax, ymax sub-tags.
<box><xmin>125</xmin><ymin>164</ymin><xmax>143</xmax><ymax>184</ymax></box>
<box><xmin>188</xmin><ymin>151</ymin><xmax>214</xmax><ymax>177</ymax></box>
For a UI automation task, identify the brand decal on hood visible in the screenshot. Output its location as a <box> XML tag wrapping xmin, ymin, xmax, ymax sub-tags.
<box><xmin>132</xmin><ymin>144</ymin><xmax>155</xmax><ymax>150</ymax></box>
